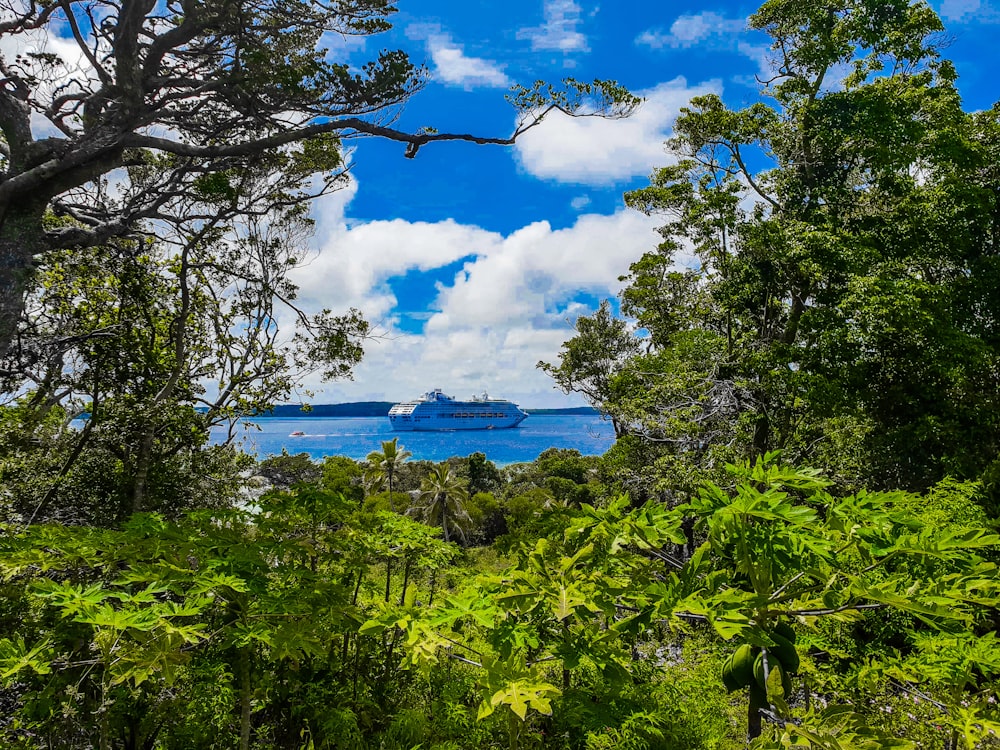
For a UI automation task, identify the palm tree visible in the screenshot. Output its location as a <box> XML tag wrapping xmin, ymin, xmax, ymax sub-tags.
<box><xmin>408</xmin><ymin>464</ymin><xmax>472</xmax><ymax>545</ymax></box>
<box><xmin>364</xmin><ymin>437</ymin><xmax>411</xmax><ymax>511</ymax></box>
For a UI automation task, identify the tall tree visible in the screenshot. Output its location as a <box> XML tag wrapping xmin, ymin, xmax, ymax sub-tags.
<box><xmin>365</xmin><ymin>437</ymin><xmax>411</xmax><ymax>511</ymax></box>
<box><xmin>409</xmin><ymin>464</ymin><xmax>471</xmax><ymax>545</ymax></box>
<box><xmin>561</xmin><ymin>0</ymin><xmax>1000</xmax><ymax>490</ymax></box>
<box><xmin>538</xmin><ymin>299</ymin><xmax>640</xmax><ymax>438</ymax></box>
<box><xmin>0</xmin><ymin>170</ymin><xmax>372</xmax><ymax>524</ymax></box>
<box><xmin>0</xmin><ymin>0</ymin><xmax>638</xmax><ymax>358</ymax></box>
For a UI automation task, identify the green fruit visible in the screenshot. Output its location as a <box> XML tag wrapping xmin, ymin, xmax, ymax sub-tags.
<box><xmin>754</xmin><ymin>651</ymin><xmax>789</xmax><ymax>696</ymax></box>
<box><xmin>769</xmin><ymin>632</ymin><xmax>800</xmax><ymax>673</ymax></box>
<box><xmin>721</xmin><ymin>644</ymin><xmax>755</xmax><ymax>692</ymax></box>
<box><xmin>774</xmin><ymin>621</ymin><xmax>796</xmax><ymax>644</ymax></box>
<box><xmin>731</xmin><ymin>644</ymin><xmax>755</xmax><ymax>684</ymax></box>
<box><xmin>753</xmin><ymin>652</ymin><xmax>766</xmax><ymax>688</ymax></box>
<box><xmin>721</xmin><ymin>653</ymin><xmax>741</xmax><ymax>692</ymax></box>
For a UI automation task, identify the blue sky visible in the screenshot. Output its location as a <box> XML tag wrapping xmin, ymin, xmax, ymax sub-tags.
<box><xmin>280</xmin><ymin>0</ymin><xmax>999</xmax><ymax>407</ymax></box>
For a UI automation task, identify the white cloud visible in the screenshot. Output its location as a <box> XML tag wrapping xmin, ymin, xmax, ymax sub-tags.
<box><xmin>406</xmin><ymin>24</ymin><xmax>511</xmax><ymax>90</ymax></box>
<box><xmin>513</xmin><ymin>77</ymin><xmax>721</xmax><ymax>185</ymax></box>
<box><xmin>635</xmin><ymin>11</ymin><xmax>775</xmax><ymax>83</ymax></box>
<box><xmin>320</xmin><ymin>30</ymin><xmax>369</xmax><ymax>59</ymax></box>
<box><xmin>0</xmin><ymin>27</ymin><xmax>96</xmax><ymax>137</ymax></box>
<box><xmin>570</xmin><ymin>195</ymin><xmax>591</xmax><ymax>210</ymax></box>
<box><xmin>517</xmin><ymin>0</ymin><xmax>590</xmax><ymax>53</ymax></box>
<box><xmin>428</xmin><ymin>38</ymin><xmax>510</xmax><ymax>89</ymax></box>
<box><xmin>636</xmin><ymin>12</ymin><xmax>745</xmax><ymax>49</ymax></box>
<box><xmin>938</xmin><ymin>0</ymin><xmax>1000</xmax><ymax>21</ymax></box>
<box><xmin>295</xmin><ymin>182</ymin><xmax>502</xmax><ymax>323</ymax></box>
<box><xmin>290</xmin><ymin>185</ymin><xmax>666</xmax><ymax>407</ymax></box>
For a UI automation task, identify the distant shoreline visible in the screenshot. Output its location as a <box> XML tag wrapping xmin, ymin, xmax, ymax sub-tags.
<box><xmin>259</xmin><ymin>403</ymin><xmax>599</xmax><ymax>418</ymax></box>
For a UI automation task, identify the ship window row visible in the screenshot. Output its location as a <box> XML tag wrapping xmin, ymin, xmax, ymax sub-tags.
<box><xmin>445</xmin><ymin>413</ymin><xmax>506</xmax><ymax>418</ymax></box>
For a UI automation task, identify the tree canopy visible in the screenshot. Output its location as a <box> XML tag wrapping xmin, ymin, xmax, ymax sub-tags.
<box><xmin>546</xmin><ymin>0</ymin><xmax>1000</xmax><ymax>492</ymax></box>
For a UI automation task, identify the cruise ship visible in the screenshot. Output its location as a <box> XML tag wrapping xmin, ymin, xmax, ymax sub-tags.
<box><xmin>388</xmin><ymin>389</ymin><xmax>529</xmax><ymax>431</ymax></box>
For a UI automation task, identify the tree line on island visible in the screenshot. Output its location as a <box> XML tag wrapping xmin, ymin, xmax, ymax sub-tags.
<box><xmin>259</xmin><ymin>404</ymin><xmax>600</xmax><ymax>418</ymax></box>
<box><xmin>1</xmin><ymin>0</ymin><xmax>1000</xmax><ymax>748</ymax></box>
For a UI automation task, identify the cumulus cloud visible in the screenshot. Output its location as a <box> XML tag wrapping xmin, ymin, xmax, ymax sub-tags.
<box><xmin>517</xmin><ymin>0</ymin><xmax>590</xmax><ymax>53</ymax></box>
<box><xmin>513</xmin><ymin>77</ymin><xmax>721</xmax><ymax>185</ymax></box>
<box><xmin>406</xmin><ymin>24</ymin><xmax>511</xmax><ymax>90</ymax></box>
<box><xmin>289</xmin><ymin>185</ymin><xmax>668</xmax><ymax>406</ymax></box>
<box><xmin>636</xmin><ymin>12</ymin><xmax>745</xmax><ymax>49</ymax></box>
<box><xmin>428</xmin><ymin>39</ymin><xmax>510</xmax><ymax>89</ymax></box>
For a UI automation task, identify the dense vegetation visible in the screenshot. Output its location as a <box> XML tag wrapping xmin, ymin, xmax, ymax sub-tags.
<box><xmin>2</xmin><ymin>447</ymin><xmax>998</xmax><ymax>749</ymax></box>
<box><xmin>0</xmin><ymin>0</ymin><xmax>999</xmax><ymax>748</ymax></box>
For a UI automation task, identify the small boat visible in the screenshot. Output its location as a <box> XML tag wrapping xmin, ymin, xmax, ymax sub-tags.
<box><xmin>289</xmin><ymin>430</ymin><xmax>306</xmax><ymax>437</ymax></box>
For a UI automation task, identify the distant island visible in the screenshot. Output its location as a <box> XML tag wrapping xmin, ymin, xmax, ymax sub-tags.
<box><xmin>262</xmin><ymin>403</ymin><xmax>599</xmax><ymax>418</ymax></box>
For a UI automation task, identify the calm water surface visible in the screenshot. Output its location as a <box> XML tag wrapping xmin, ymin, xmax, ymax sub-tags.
<box><xmin>210</xmin><ymin>415</ymin><xmax>614</xmax><ymax>466</ymax></box>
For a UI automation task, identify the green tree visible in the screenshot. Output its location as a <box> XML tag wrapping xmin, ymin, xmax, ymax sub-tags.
<box><xmin>365</xmin><ymin>437</ymin><xmax>412</xmax><ymax>511</ymax></box>
<box><xmin>322</xmin><ymin>455</ymin><xmax>365</xmax><ymax>506</ymax></box>
<box><xmin>409</xmin><ymin>464</ymin><xmax>472</xmax><ymax>545</ymax></box>
<box><xmin>258</xmin><ymin>451</ymin><xmax>323</xmax><ymax>489</ymax></box>
<box><xmin>466</xmin><ymin>452</ymin><xmax>503</xmax><ymax>496</ymax></box>
<box><xmin>0</xmin><ymin>192</ymin><xmax>366</xmax><ymax>524</ymax></box>
<box><xmin>538</xmin><ymin>300</ymin><xmax>640</xmax><ymax>438</ymax></box>
<box><xmin>557</xmin><ymin>0</ymin><xmax>1000</xmax><ymax>491</ymax></box>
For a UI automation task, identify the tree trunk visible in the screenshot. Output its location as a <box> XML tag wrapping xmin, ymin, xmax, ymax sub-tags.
<box><xmin>0</xmin><ymin>204</ymin><xmax>48</xmax><ymax>359</ymax></box>
<box><xmin>441</xmin><ymin>497</ymin><xmax>450</xmax><ymax>543</ymax></box>
<box><xmin>747</xmin><ymin>684</ymin><xmax>766</xmax><ymax>740</ymax></box>
<box><xmin>399</xmin><ymin>557</ymin><xmax>412</xmax><ymax>606</ymax></box>
<box><xmin>131</xmin><ymin>428</ymin><xmax>157</xmax><ymax>514</ymax></box>
<box><xmin>751</xmin><ymin>387</ymin><xmax>771</xmax><ymax>460</ymax></box>
<box><xmin>238</xmin><ymin>645</ymin><xmax>252</xmax><ymax>750</ymax></box>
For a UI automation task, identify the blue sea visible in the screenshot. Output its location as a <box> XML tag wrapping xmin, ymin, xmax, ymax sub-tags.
<box><xmin>210</xmin><ymin>415</ymin><xmax>615</xmax><ymax>466</ymax></box>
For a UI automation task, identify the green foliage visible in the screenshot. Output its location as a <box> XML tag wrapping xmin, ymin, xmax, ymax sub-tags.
<box><xmin>538</xmin><ymin>301</ymin><xmax>640</xmax><ymax>438</ymax></box>
<box><xmin>546</xmin><ymin>0</ymin><xmax>1000</xmax><ymax>495</ymax></box>
<box><xmin>258</xmin><ymin>451</ymin><xmax>323</xmax><ymax>488</ymax></box>
<box><xmin>409</xmin><ymin>465</ymin><xmax>473</xmax><ymax>545</ymax></box>
<box><xmin>365</xmin><ymin>438</ymin><xmax>413</xmax><ymax>508</ymax></box>
<box><xmin>322</xmin><ymin>455</ymin><xmax>365</xmax><ymax>505</ymax></box>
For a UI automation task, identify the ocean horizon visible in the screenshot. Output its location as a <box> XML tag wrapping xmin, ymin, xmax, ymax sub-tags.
<box><xmin>209</xmin><ymin>414</ymin><xmax>615</xmax><ymax>467</ymax></box>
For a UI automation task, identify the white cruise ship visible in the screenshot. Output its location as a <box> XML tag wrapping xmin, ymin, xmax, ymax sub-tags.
<box><xmin>388</xmin><ymin>389</ymin><xmax>528</xmax><ymax>431</ymax></box>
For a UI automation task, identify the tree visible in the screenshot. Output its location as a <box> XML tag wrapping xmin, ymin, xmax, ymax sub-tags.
<box><xmin>365</xmin><ymin>437</ymin><xmax>412</xmax><ymax>512</ymax></box>
<box><xmin>466</xmin><ymin>452</ymin><xmax>502</xmax><ymax>496</ymax></box>
<box><xmin>538</xmin><ymin>300</ymin><xmax>640</xmax><ymax>438</ymax></box>
<box><xmin>409</xmin><ymin>464</ymin><xmax>471</xmax><ymax>545</ymax></box>
<box><xmin>555</xmin><ymin>0</ymin><xmax>1000</xmax><ymax>490</ymax></box>
<box><xmin>0</xmin><ymin>186</ymin><xmax>368</xmax><ymax>524</ymax></box>
<box><xmin>0</xmin><ymin>0</ymin><xmax>639</xmax><ymax>358</ymax></box>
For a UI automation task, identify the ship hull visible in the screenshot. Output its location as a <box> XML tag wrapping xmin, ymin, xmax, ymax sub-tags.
<box><xmin>390</xmin><ymin>413</ymin><xmax>527</xmax><ymax>431</ymax></box>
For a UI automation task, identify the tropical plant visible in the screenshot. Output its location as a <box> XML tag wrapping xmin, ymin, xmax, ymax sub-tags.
<box><xmin>409</xmin><ymin>465</ymin><xmax>473</xmax><ymax>545</ymax></box>
<box><xmin>365</xmin><ymin>438</ymin><xmax>413</xmax><ymax>511</ymax></box>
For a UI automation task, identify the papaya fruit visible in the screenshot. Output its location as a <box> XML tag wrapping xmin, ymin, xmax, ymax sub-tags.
<box><xmin>769</xmin><ymin>631</ymin><xmax>800</xmax><ymax>674</ymax></box>
<box><xmin>721</xmin><ymin>653</ymin><xmax>741</xmax><ymax>692</ymax></box>
<box><xmin>721</xmin><ymin>643</ymin><xmax>755</xmax><ymax>692</ymax></box>
<box><xmin>731</xmin><ymin>644</ymin><xmax>755</xmax><ymax>685</ymax></box>
<box><xmin>754</xmin><ymin>651</ymin><xmax>792</xmax><ymax>697</ymax></box>
<box><xmin>774</xmin><ymin>621</ymin><xmax>796</xmax><ymax>644</ymax></box>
